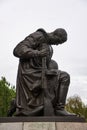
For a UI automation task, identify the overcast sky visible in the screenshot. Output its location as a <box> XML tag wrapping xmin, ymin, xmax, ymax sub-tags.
<box><xmin>0</xmin><ymin>0</ymin><xmax>87</xmax><ymax>104</ymax></box>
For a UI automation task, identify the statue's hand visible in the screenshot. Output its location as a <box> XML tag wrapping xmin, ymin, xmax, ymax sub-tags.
<box><xmin>38</xmin><ymin>48</ymin><xmax>49</xmax><ymax>57</ymax></box>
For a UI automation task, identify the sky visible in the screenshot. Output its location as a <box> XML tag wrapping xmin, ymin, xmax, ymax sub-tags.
<box><xmin>0</xmin><ymin>0</ymin><xmax>87</xmax><ymax>104</ymax></box>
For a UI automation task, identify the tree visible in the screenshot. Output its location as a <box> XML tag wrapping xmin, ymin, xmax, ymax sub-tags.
<box><xmin>66</xmin><ymin>95</ymin><xmax>87</xmax><ymax>121</ymax></box>
<box><xmin>0</xmin><ymin>77</ymin><xmax>16</xmax><ymax>116</ymax></box>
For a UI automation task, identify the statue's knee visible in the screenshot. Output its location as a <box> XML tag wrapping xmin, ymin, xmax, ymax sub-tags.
<box><xmin>60</xmin><ymin>71</ymin><xmax>70</xmax><ymax>85</ymax></box>
<box><xmin>48</xmin><ymin>60</ymin><xmax>58</xmax><ymax>69</ymax></box>
<box><xmin>65</xmin><ymin>72</ymin><xmax>70</xmax><ymax>82</ymax></box>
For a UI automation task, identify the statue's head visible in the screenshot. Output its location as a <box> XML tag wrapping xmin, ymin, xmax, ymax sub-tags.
<box><xmin>48</xmin><ymin>28</ymin><xmax>67</xmax><ymax>45</ymax></box>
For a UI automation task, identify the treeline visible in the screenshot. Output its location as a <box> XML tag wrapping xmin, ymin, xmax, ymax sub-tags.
<box><xmin>66</xmin><ymin>95</ymin><xmax>87</xmax><ymax>121</ymax></box>
<box><xmin>0</xmin><ymin>77</ymin><xmax>16</xmax><ymax>116</ymax></box>
<box><xmin>0</xmin><ymin>77</ymin><xmax>87</xmax><ymax>121</ymax></box>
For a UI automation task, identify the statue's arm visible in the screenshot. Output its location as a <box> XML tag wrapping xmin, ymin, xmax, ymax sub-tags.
<box><xmin>13</xmin><ymin>39</ymin><xmax>48</xmax><ymax>59</ymax></box>
<box><xmin>13</xmin><ymin>38</ymin><xmax>40</xmax><ymax>59</ymax></box>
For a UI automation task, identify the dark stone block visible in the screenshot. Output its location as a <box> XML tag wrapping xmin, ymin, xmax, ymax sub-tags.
<box><xmin>0</xmin><ymin>116</ymin><xmax>85</xmax><ymax>123</ymax></box>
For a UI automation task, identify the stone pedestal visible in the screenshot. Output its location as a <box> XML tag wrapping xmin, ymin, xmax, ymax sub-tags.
<box><xmin>0</xmin><ymin>122</ymin><xmax>87</xmax><ymax>130</ymax></box>
<box><xmin>0</xmin><ymin>117</ymin><xmax>86</xmax><ymax>130</ymax></box>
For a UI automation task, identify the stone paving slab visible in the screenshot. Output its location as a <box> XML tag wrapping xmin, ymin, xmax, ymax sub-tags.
<box><xmin>56</xmin><ymin>122</ymin><xmax>87</xmax><ymax>130</ymax></box>
<box><xmin>0</xmin><ymin>123</ymin><xmax>23</xmax><ymax>130</ymax></box>
<box><xmin>24</xmin><ymin>122</ymin><xmax>55</xmax><ymax>130</ymax></box>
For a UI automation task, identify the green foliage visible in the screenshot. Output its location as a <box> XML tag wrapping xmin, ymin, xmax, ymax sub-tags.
<box><xmin>66</xmin><ymin>95</ymin><xmax>87</xmax><ymax>121</ymax></box>
<box><xmin>0</xmin><ymin>77</ymin><xmax>16</xmax><ymax>117</ymax></box>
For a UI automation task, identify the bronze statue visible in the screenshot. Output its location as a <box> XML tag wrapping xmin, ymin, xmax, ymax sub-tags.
<box><xmin>9</xmin><ymin>28</ymin><xmax>75</xmax><ymax>116</ymax></box>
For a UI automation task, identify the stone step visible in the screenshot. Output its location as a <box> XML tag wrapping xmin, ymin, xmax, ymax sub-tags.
<box><xmin>0</xmin><ymin>116</ymin><xmax>85</xmax><ymax>123</ymax></box>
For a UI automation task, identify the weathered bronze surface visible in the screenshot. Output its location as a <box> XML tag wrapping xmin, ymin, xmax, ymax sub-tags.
<box><xmin>8</xmin><ymin>28</ymin><xmax>76</xmax><ymax>116</ymax></box>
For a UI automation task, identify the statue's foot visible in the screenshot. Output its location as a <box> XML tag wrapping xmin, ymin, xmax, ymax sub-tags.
<box><xmin>15</xmin><ymin>105</ymin><xmax>44</xmax><ymax>116</ymax></box>
<box><xmin>55</xmin><ymin>109</ymin><xmax>77</xmax><ymax>116</ymax></box>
